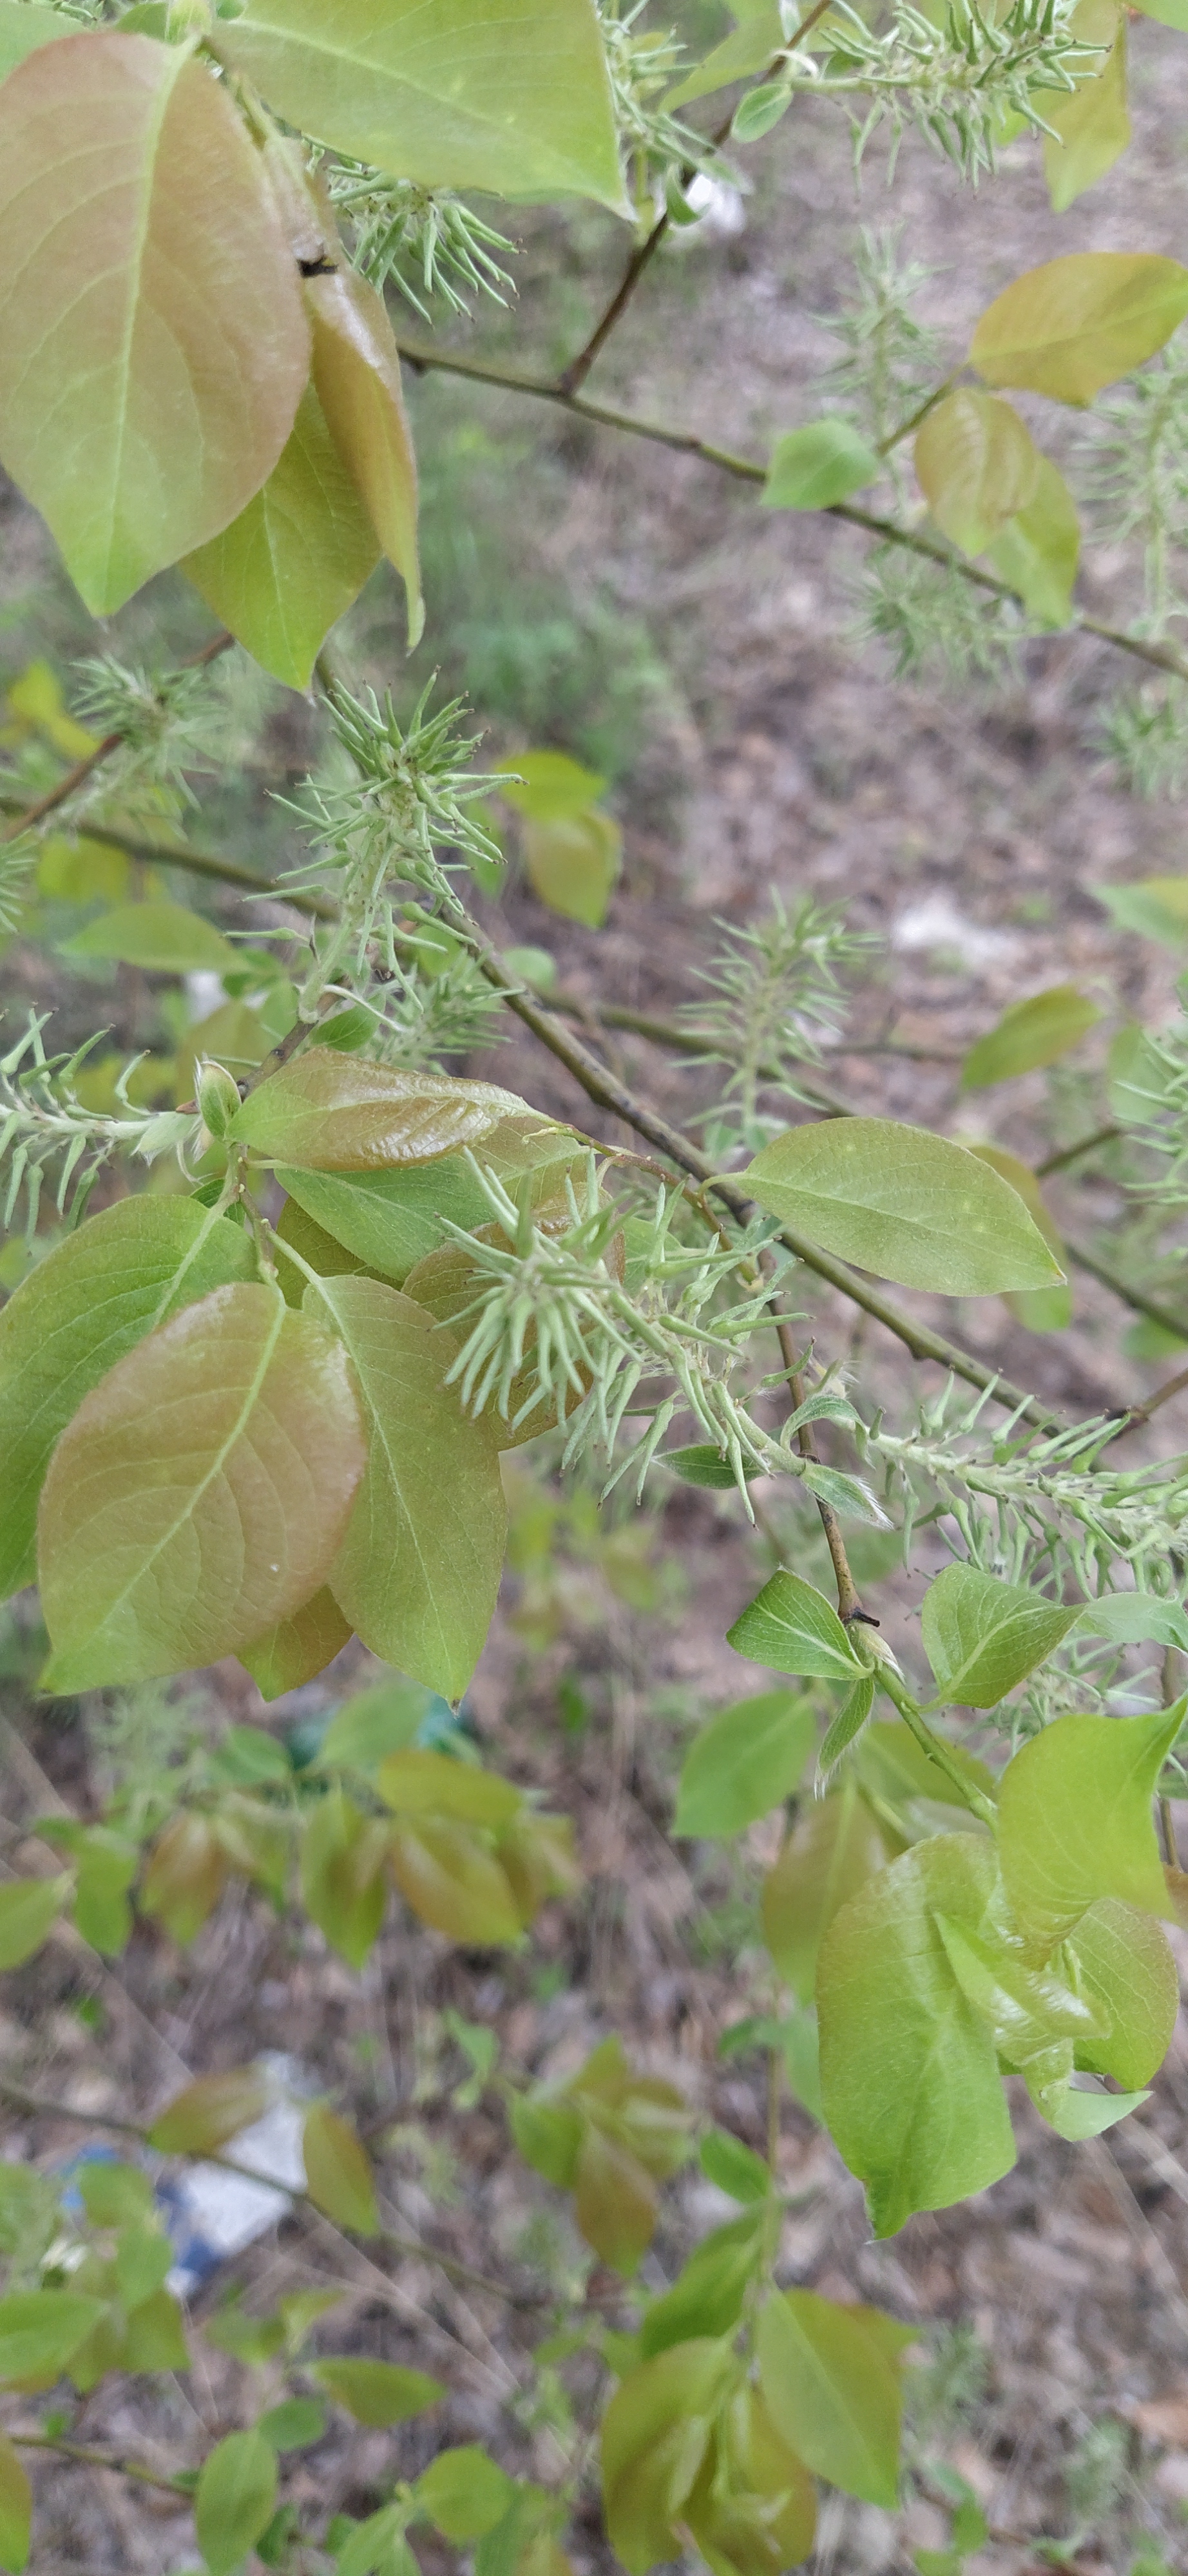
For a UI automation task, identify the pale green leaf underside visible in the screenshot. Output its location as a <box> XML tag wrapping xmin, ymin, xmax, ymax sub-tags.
<box><xmin>216</xmin><ymin>0</ymin><xmax>629</xmax><ymax>211</ymax></box>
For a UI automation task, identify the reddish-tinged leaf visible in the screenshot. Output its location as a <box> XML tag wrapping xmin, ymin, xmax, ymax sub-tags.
<box><xmin>315</xmin><ymin>2356</ymin><xmax>443</xmax><ymax>2423</ymax></box>
<box><xmin>139</xmin><ymin>1814</ymin><xmax>229</xmax><ymax>1946</ymax></box>
<box><xmin>240</xmin><ymin>1586</ymin><xmax>354</xmax><ymax>1700</ymax></box>
<box><xmin>230</xmin><ymin>1049</ymin><xmax>524</xmax><ymax>1170</ymax></box>
<box><xmin>306</xmin><ymin>267</ymin><xmax>422</xmax><ymax>648</ymax></box>
<box><xmin>302</xmin><ymin>2103</ymin><xmax>379</xmax><ymax>2234</ymax></box>
<box><xmin>38</xmin><ymin>1283</ymin><xmax>367</xmax><ymax>1692</ymax></box>
<box><xmin>148</xmin><ymin>2066</ymin><xmax>268</xmax><ymax>2155</ymax></box>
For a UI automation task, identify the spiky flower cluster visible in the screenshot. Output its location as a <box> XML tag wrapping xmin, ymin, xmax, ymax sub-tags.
<box><xmin>323</xmin><ymin>164</ymin><xmax>516</xmax><ymax>320</ymax></box>
<box><xmin>682</xmin><ymin>894</ymin><xmax>873</xmax><ymax>1153</ymax></box>
<box><xmin>781</xmin><ymin>0</ymin><xmax>1104</xmax><ymax>184</ymax></box>
<box><xmin>598</xmin><ymin>0</ymin><xmax>728</xmax><ymax>202</ymax></box>
<box><xmin>0</xmin><ymin>1015</ymin><xmax>193</xmax><ymax>1236</ymax></box>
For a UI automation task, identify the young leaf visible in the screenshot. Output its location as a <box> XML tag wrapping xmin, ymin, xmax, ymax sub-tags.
<box><xmin>665</xmin><ymin>0</ymin><xmax>782</xmax><ymax>109</ymax></box>
<box><xmin>38</xmin><ymin>1283</ymin><xmax>367</xmax><ymax>1693</ymax></box>
<box><xmin>964</xmin><ymin>1144</ymin><xmax>1073</xmax><ymax>1333</ymax></box>
<box><xmin>755</xmin><ymin>2288</ymin><xmax>907</xmax><ymax>2507</ymax></box>
<box><xmin>215</xmin><ymin>0</ymin><xmax>628</xmax><ymax>213</ymax></box>
<box><xmin>741</xmin><ymin>1118</ymin><xmax>1062</xmax><ymax>1295</ymax></box>
<box><xmin>0</xmin><ymin>1</ymin><xmax>68</xmax><ymax>78</ymax></box>
<box><xmin>0</xmin><ymin>30</ymin><xmax>308</xmax><ymax>612</ymax></box>
<box><xmin>508</xmin><ymin>2092</ymin><xmax>585</xmax><ymax>2190</ymax></box>
<box><xmin>0</xmin><ymin>1876</ymin><xmax>68</xmax><ymax>1971</ymax></box>
<box><xmin>194</xmin><ymin>2429</ymin><xmax>278</xmax><ymax>2576</ymax></box>
<box><xmin>311</xmin><ymin>1277</ymin><xmax>507</xmax><ymax>1701</ymax></box>
<box><xmin>278</xmin><ymin>1160</ymin><xmax>504</xmax><ymax>1283</ymax></box>
<box><xmin>856</xmin><ymin>1719</ymin><xmax>995</xmax><ymax>1815</ymax></box>
<box><xmin>914</xmin><ymin>391</ymin><xmax>1039</xmax><ymax>555</ymax></box>
<box><xmin>1042</xmin><ymin>0</ymin><xmax>1129</xmax><ymax>212</ymax></box>
<box><xmin>0</xmin><ymin>1197</ymin><xmax>254</xmax><ymax>1602</ymax></box>
<box><xmin>416</xmin><ymin>2448</ymin><xmax>516</xmax><ymax>2543</ymax></box>
<box><xmin>762</xmin><ymin>1779</ymin><xmax>890</xmax><ymax>2003</ymax></box>
<box><xmin>62</xmin><ymin>900</ymin><xmax>237</xmax><ymax>974</ymax></box>
<box><xmin>302</xmin><ymin>2105</ymin><xmax>379</xmax><ymax>2235</ymax></box>
<box><xmin>600</xmin><ymin>2341</ymin><xmax>735</xmax><ymax>2576</ymax></box>
<box><xmin>573</xmin><ymin>2121</ymin><xmax>659</xmax><ymax>2275</ymax></box>
<box><xmin>314</xmin><ymin>1677</ymin><xmax>432</xmax><ymax>1773</ymax></box>
<box><xmin>148</xmin><ymin>2066</ymin><xmax>268</xmax><ymax>2155</ymax></box>
<box><xmin>986</xmin><ymin>456</ymin><xmax>1080</xmax><ymax>625</ymax></box>
<box><xmin>388</xmin><ymin>1817</ymin><xmax>523</xmax><ymax>1945</ymax></box>
<box><xmin>139</xmin><ymin>1812</ymin><xmax>229</xmax><ymax>1946</ymax></box>
<box><xmin>183</xmin><ymin>381</ymin><xmax>381</xmax><ymax>690</ymax></box>
<box><xmin>0</xmin><ymin>2290</ymin><xmax>106</xmax><ymax>2385</ymax></box>
<box><xmin>231</xmin><ymin>1050</ymin><xmax>522</xmax><ymax>1170</ymax></box>
<box><xmin>638</xmin><ymin>2210</ymin><xmax>766</xmax><ymax>2357</ymax></box>
<box><xmin>725</xmin><ymin>1571</ymin><xmax>865</xmax><ymax>1683</ymax></box>
<box><xmin>921</xmin><ymin>1562</ymin><xmax>1080</xmax><ymax>1709</ymax></box>
<box><xmin>1077</xmin><ymin>1593</ymin><xmax>1188</xmax><ymax>1652</ymax></box>
<box><xmin>818</xmin><ymin>1674</ymin><xmax>877</xmax><ymax>1780</ymax></box>
<box><xmin>674</xmin><ymin>1690</ymin><xmax>817</xmax><ymax>1837</ymax></box>
<box><xmin>314</xmin><ymin>2356</ymin><xmax>443</xmax><ymax>2423</ymax></box>
<box><xmin>305</xmin><ymin>266</ymin><xmax>423</xmax><ymax>649</ymax></box>
<box><xmin>698</xmin><ymin>2129</ymin><xmax>771</xmax><ymax>2205</ymax></box>
<box><xmin>240</xmin><ymin>1587</ymin><xmax>354</xmax><ymax>1700</ymax></box>
<box><xmin>816</xmin><ymin>1835</ymin><xmax>1017</xmax><ymax>2236</ymax></box>
<box><xmin>0</xmin><ymin>2433</ymin><xmax>30</xmax><ymax>2576</ymax></box>
<box><xmin>255</xmin><ymin>2396</ymin><xmax>327</xmax><ymax>2451</ymax></box>
<box><xmin>522</xmin><ymin>812</ymin><xmax>622</xmax><ymax>928</ymax></box>
<box><xmin>501</xmin><ymin>750</ymin><xmax>608</xmax><ymax>820</ymax></box>
<box><xmin>70</xmin><ymin>1827</ymin><xmax>139</xmax><ymax>1956</ymax></box>
<box><xmin>763</xmin><ymin>418</ymin><xmax>881</xmax><ymax>511</ymax></box>
<box><xmin>970</xmin><ymin>251</ymin><xmax>1188</xmax><ymax>403</ymax></box>
<box><xmin>1064</xmin><ymin>1896</ymin><xmax>1180</xmax><ymax>2088</ymax></box>
<box><xmin>377</xmin><ymin>1748</ymin><xmax>521</xmax><ymax>1830</ymax></box>
<box><xmin>961</xmin><ymin>986</ymin><xmax>1101</xmax><ymax>1089</ymax></box>
<box><xmin>997</xmin><ymin>1705</ymin><xmax>1185</xmax><ymax>1948</ymax></box>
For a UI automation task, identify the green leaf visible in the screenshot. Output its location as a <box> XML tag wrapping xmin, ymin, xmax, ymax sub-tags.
<box><xmin>0</xmin><ymin>29</ymin><xmax>309</xmax><ymax>613</ymax></box>
<box><xmin>986</xmin><ymin>455</ymin><xmax>1080</xmax><ymax>626</ymax></box>
<box><xmin>1077</xmin><ymin>1593</ymin><xmax>1188</xmax><ymax>1652</ymax></box>
<box><xmin>0</xmin><ymin>2290</ymin><xmax>106</xmax><ymax>2385</ymax></box>
<box><xmin>501</xmin><ymin>749</ymin><xmax>608</xmax><ymax>820</ymax></box>
<box><xmin>698</xmin><ymin>2128</ymin><xmax>771</xmax><ymax>2204</ymax></box>
<box><xmin>855</xmin><ymin>1719</ymin><xmax>995</xmax><ymax>1815</ymax></box>
<box><xmin>963</xmin><ymin>1143</ymin><xmax>1073</xmax><ymax>1333</ymax></box>
<box><xmin>601</xmin><ymin>2341</ymin><xmax>736</xmax><ymax>2576</ymax></box>
<box><xmin>961</xmin><ymin>985</ymin><xmax>1101</xmax><ymax>1088</ymax></box>
<box><xmin>0</xmin><ymin>2432</ymin><xmax>30</xmax><ymax>2575</ymax></box>
<box><xmin>1043</xmin><ymin>0</ymin><xmax>1129</xmax><ymax>211</ymax></box>
<box><xmin>275</xmin><ymin>1108</ymin><xmax>575</xmax><ymax>1276</ymax></box>
<box><xmin>299</xmin><ymin>1788</ymin><xmax>388</xmax><ymax>1969</ymax></box>
<box><xmin>231</xmin><ymin>1050</ymin><xmax>522</xmax><ymax>1170</ymax></box>
<box><xmin>334</xmin><ymin>2502</ymin><xmax>408</xmax><ymax>2576</ymax></box>
<box><xmin>763</xmin><ymin>419</ymin><xmax>881</xmax><ymax>511</ymax></box>
<box><xmin>522</xmin><ymin>811</ymin><xmax>622</xmax><ymax>928</ymax></box>
<box><xmin>0</xmin><ymin>1877</ymin><xmax>68</xmax><ymax>1971</ymax></box>
<box><xmin>140</xmin><ymin>1812</ymin><xmax>229</xmax><ymax>1946</ymax></box>
<box><xmin>388</xmin><ymin>1817</ymin><xmax>522</xmax><ymax>1944</ymax></box>
<box><xmin>1064</xmin><ymin>1896</ymin><xmax>1180</xmax><ymax>2087</ymax></box>
<box><xmin>302</xmin><ymin>2103</ymin><xmax>379</xmax><ymax>2235</ymax></box>
<box><xmin>726</xmin><ymin>1571</ymin><xmax>865</xmax><ymax>1682</ymax></box>
<box><xmin>970</xmin><ymin>251</ymin><xmax>1188</xmax><ymax>404</ymax></box>
<box><xmin>256</xmin><ymin>2396</ymin><xmax>327</xmax><ymax>2451</ymax></box>
<box><xmin>305</xmin><ymin>265</ymin><xmax>422</xmax><ymax>649</ymax></box>
<box><xmin>195</xmin><ymin>2429</ymin><xmax>278</xmax><ymax>2576</ymax></box>
<box><xmin>818</xmin><ymin>1673</ymin><xmax>877</xmax><ymax>1780</ymax></box>
<box><xmin>183</xmin><ymin>380</ymin><xmax>381</xmax><ymax>690</ymax></box>
<box><xmin>315</xmin><ymin>1678</ymin><xmax>432</xmax><ymax>1772</ymax></box>
<box><xmin>148</xmin><ymin>2066</ymin><xmax>268</xmax><ymax>2155</ymax></box>
<box><xmin>215</xmin><ymin>0</ymin><xmax>628</xmax><ymax>211</ymax></box>
<box><xmin>914</xmin><ymin>391</ymin><xmax>1039</xmax><ymax>555</ymax></box>
<box><xmin>77</xmin><ymin>2163</ymin><xmax>154</xmax><ymax>2228</ymax></box>
<box><xmin>741</xmin><ymin>1117</ymin><xmax>1062</xmax><ymax>1295</ymax></box>
<box><xmin>310</xmin><ymin>1276</ymin><xmax>507</xmax><ymax>1701</ymax></box>
<box><xmin>674</xmin><ymin>1689</ymin><xmax>817</xmax><ymax>1836</ymax></box>
<box><xmin>1093</xmin><ymin>875</ymin><xmax>1188</xmax><ymax>943</ymax></box>
<box><xmin>508</xmin><ymin>2091</ymin><xmax>585</xmax><ymax>2189</ymax></box>
<box><xmin>1129</xmin><ymin>0</ymin><xmax>1188</xmax><ymax>23</ymax></box>
<box><xmin>72</xmin><ymin>1827</ymin><xmax>139</xmax><ymax>1955</ymax></box>
<box><xmin>39</xmin><ymin>1283</ymin><xmax>367</xmax><ymax>1693</ymax></box>
<box><xmin>731</xmin><ymin>77</ymin><xmax>792</xmax><ymax>139</ymax></box>
<box><xmin>416</xmin><ymin>2448</ymin><xmax>515</xmax><ymax>2543</ymax></box>
<box><xmin>377</xmin><ymin>1747</ymin><xmax>521</xmax><ymax>1829</ymax></box>
<box><xmin>762</xmin><ymin>1778</ymin><xmax>890</xmax><ymax>2003</ymax></box>
<box><xmin>921</xmin><ymin>1562</ymin><xmax>1080</xmax><ymax>1709</ymax></box>
<box><xmin>315</xmin><ymin>2356</ymin><xmax>443</xmax><ymax>2424</ymax></box>
<box><xmin>997</xmin><ymin>1705</ymin><xmax>1184</xmax><ymax>1949</ymax></box>
<box><xmin>640</xmin><ymin>2209</ymin><xmax>766</xmax><ymax>2358</ymax></box>
<box><xmin>665</xmin><ymin>1</ymin><xmax>781</xmax><ymax>109</ymax></box>
<box><xmin>756</xmin><ymin>2289</ymin><xmax>906</xmax><ymax>2507</ymax></box>
<box><xmin>0</xmin><ymin>2</ymin><xmax>68</xmax><ymax>79</ymax></box>
<box><xmin>816</xmin><ymin>1835</ymin><xmax>1017</xmax><ymax>2236</ymax></box>
<box><xmin>62</xmin><ymin>900</ymin><xmax>237</xmax><ymax>974</ymax></box>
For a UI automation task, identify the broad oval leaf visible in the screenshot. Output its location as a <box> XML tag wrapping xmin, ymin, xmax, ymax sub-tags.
<box><xmin>726</xmin><ymin>1571</ymin><xmax>864</xmax><ymax>1683</ymax></box>
<box><xmin>255</xmin><ymin>2396</ymin><xmax>327</xmax><ymax>2451</ymax></box>
<box><xmin>0</xmin><ymin>1197</ymin><xmax>254</xmax><ymax>1602</ymax></box>
<box><xmin>522</xmin><ymin>812</ymin><xmax>622</xmax><ymax>929</ymax></box>
<box><xmin>231</xmin><ymin>1049</ymin><xmax>524</xmax><ymax>1170</ymax></box>
<box><xmin>0</xmin><ymin>2290</ymin><xmax>106</xmax><ymax>2385</ymax></box>
<box><xmin>416</xmin><ymin>2448</ymin><xmax>516</xmax><ymax>2543</ymax></box>
<box><xmin>965</xmin><ymin>1143</ymin><xmax>1072</xmax><ymax>1334</ymax></box>
<box><xmin>970</xmin><ymin>251</ymin><xmax>1188</xmax><ymax>404</ymax></box>
<box><xmin>817</xmin><ymin>1835</ymin><xmax>1016</xmax><ymax>2237</ymax></box>
<box><xmin>139</xmin><ymin>1812</ymin><xmax>229</xmax><ymax>1946</ymax></box>
<box><xmin>195</xmin><ymin>2429</ymin><xmax>278</xmax><ymax>2576</ymax></box>
<box><xmin>389</xmin><ymin>1817</ymin><xmax>522</xmax><ymax>1945</ymax></box>
<box><xmin>501</xmin><ymin>750</ymin><xmax>608</xmax><ymax>820</ymax></box>
<box><xmin>0</xmin><ymin>31</ymin><xmax>309</xmax><ymax>612</ymax></box>
<box><xmin>377</xmin><ymin>1747</ymin><xmax>521</xmax><ymax>1829</ymax></box>
<box><xmin>184</xmin><ymin>380</ymin><xmax>381</xmax><ymax>690</ymax></box>
<box><xmin>755</xmin><ymin>2288</ymin><xmax>907</xmax><ymax>2507</ymax></box>
<box><xmin>215</xmin><ymin>0</ymin><xmax>628</xmax><ymax>211</ymax></box>
<box><xmin>302</xmin><ymin>2103</ymin><xmax>379</xmax><ymax>2235</ymax></box>
<box><xmin>0</xmin><ymin>1876</ymin><xmax>68</xmax><ymax>1971</ymax></box>
<box><xmin>574</xmin><ymin>2121</ymin><xmax>659</xmax><ymax>2274</ymax></box>
<box><xmin>997</xmin><ymin>1704</ymin><xmax>1184</xmax><ymax>1949</ymax></box>
<box><xmin>986</xmin><ymin>455</ymin><xmax>1080</xmax><ymax>627</ymax></box>
<box><xmin>314</xmin><ymin>2356</ymin><xmax>443</xmax><ymax>2424</ymax></box>
<box><xmin>961</xmin><ymin>985</ymin><xmax>1100</xmax><ymax>1088</ymax></box>
<box><xmin>306</xmin><ymin>265</ymin><xmax>422</xmax><ymax>649</ymax></box>
<box><xmin>61</xmin><ymin>900</ymin><xmax>238</xmax><ymax>974</ymax></box>
<box><xmin>762</xmin><ymin>1779</ymin><xmax>890</xmax><ymax>2003</ymax></box>
<box><xmin>0</xmin><ymin>2431</ymin><xmax>30</xmax><ymax>2576</ymax></box>
<box><xmin>1042</xmin><ymin>0</ymin><xmax>1129</xmax><ymax>213</ymax></box>
<box><xmin>921</xmin><ymin>1562</ymin><xmax>1080</xmax><ymax>1710</ymax></box>
<box><xmin>148</xmin><ymin>2065</ymin><xmax>268</xmax><ymax>2155</ymax></box>
<box><xmin>741</xmin><ymin>1117</ymin><xmax>1062</xmax><ymax>1295</ymax></box>
<box><xmin>698</xmin><ymin>2129</ymin><xmax>771</xmax><ymax>2206</ymax></box>
<box><xmin>915</xmin><ymin>390</ymin><xmax>1039</xmax><ymax>555</ymax></box>
<box><xmin>674</xmin><ymin>1690</ymin><xmax>817</xmax><ymax>1837</ymax></box>
<box><xmin>299</xmin><ymin>1786</ymin><xmax>388</xmax><ymax>1968</ymax></box>
<box><xmin>240</xmin><ymin>1586</ymin><xmax>354</xmax><ymax>1700</ymax></box>
<box><xmin>0</xmin><ymin>1</ymin><xmax>68</xmax><ymax>78</ymax></box>
<box><xmin>763</xmin><ymin>417</ymin><xmax>881</xmax><ymax>511</ymax></box>
<box><xmin>601</xmin><ymin>2342</ymin><xmax>735</xmax><ymax>2576</ymax></box>
<box><xmin>639</xmin><ymin>2210</ymin><xmax>766</xmax><ymax>2357</ymax></box>
<box><xmin>312</xmin><ymin>1276</ymin><xmax>508</xmax><ymax>1701</ymax></box>
<box><xmin>1065</xmin><ymin>1896</ymin><xmax>1179</xmax><ymax>2088</ymax></box>
<box><xmin>38</xmin><ymin>1283</ymin><xmax>367</xmax><ymax>1693</ymax></box>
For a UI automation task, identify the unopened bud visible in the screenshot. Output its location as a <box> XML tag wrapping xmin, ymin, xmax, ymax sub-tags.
<box><xmin>196</xmin><ymin>1060</ymin><xmax>242</xmax><ymax>1141</ymax></box>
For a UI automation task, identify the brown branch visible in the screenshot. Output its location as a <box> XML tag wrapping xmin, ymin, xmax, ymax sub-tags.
<box><xmin>88</xmin><ymin>826</ymin><xmax>335</xmax><ymax>920</ymax></box>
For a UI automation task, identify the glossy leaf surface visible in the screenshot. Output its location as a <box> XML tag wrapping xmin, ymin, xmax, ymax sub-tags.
<box><xmin>184</xmin><ymin>380</ymin><xmax>380</xmax><ymax>689</ymax></box>
<box><xmin>921</xmin><ymin>1562</ymin><xmax>1080</xmax><ymax>1709</ymax></box>
<box><xmin>38</xmin><ymin>1283</ymin><xmax>367</xmax><ymax>1692</ymax></box>
<box><xmin>0</xmin><ymin>1198</ymin><xmax>254</xmax><ymax>1600</ymax></box>
<box><xmin>997</xmin><ymin>1705</ymin><xmax>1183</xmax><ymax>1947</ymax></box>
<box><xmin>306</xmin><ymin>265</ymin><xmax>422</xmax><ymax>647</ymax></box>
<box><xmin>231</xmin><ymin>1050</ymin><xmax>522</xmax><ymax>1170</ymax></box>
<box><xmin>726</xmin><ymin>1571</ymin><xmax>865</xmax><ymax>1681</ymax></box>
<box><xmin>0</xmin><ymin>30</ymin><xmax>308</xmax><ymax>611</ymax></box>
<box><xmin>742</xmin><ymin>1118</ymin><xmax>1062</xmax><ymax>1295</ymax></box>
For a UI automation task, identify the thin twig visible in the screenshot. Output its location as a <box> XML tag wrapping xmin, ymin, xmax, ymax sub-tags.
<box><xmin>8</xmin><ymin>2432</ymin><xmax>191</xmax><ymax>2499</ymax></box>
<box><xmin>0</xmin><ymin>629</ymin><xmax>236</xmax><ymax>844</ymax></box>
